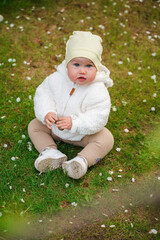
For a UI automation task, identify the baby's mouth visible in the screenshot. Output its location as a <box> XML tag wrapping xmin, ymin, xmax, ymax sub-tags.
<box><xmin>77</xmin><ymin>76</ymin><xmax>86</xmax><ymax>81</ymax></box>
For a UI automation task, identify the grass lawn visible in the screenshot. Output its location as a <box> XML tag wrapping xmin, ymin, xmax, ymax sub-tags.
<box><xmin>0</xmin><ymin>0</ymin><xmax>160</xmax><ymax>239</ymax></box>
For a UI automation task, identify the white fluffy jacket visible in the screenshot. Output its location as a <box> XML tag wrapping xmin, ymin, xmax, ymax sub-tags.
<box><xmin>34</xmin><ymin>60</ymin><xmax>113</xmax><ymax>141</ymax></box>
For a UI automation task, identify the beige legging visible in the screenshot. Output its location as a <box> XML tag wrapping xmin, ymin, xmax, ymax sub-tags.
<box><xmin>28</xmin><ymin>119</ymin><xmax>114</xmax><ymax>167</ymax></box>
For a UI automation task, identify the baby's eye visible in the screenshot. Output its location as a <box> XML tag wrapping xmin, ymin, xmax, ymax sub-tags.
<box><xmin>86</xmin><ymin>64</ymin><xmax>92</xmax><ymax>68</ymax></box>
<box><xmin>74</xmin><ymin>63</ymin><xmax>79</xmax><ymax>67</ymax></box>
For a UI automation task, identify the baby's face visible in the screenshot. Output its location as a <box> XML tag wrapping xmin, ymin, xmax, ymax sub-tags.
<box><xmin>67</xmin><ymin>57</ymin><xmax>97</xmax><ymax>85</ymax></box>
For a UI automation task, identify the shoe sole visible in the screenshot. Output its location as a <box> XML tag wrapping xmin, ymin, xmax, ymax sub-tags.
<box><xmin>35</xmin><ymin>156</ymin><xmax>67</xmax><ymax>172</ymax></box>
<box><xmin>62</xmin><ymin>161</ymin><xmax>85</xmax><ymax>179</ymax></box>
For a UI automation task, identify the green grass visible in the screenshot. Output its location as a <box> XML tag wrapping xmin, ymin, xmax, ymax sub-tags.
<box><xmin>0</xmin><ymin>0</ymin><xmax>160</xmax><ymax>239</ymax></box>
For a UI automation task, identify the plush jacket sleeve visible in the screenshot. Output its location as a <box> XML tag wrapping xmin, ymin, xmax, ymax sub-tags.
<box><xmin>34</xmin><ymin>75</ymin><xmax>57</xmax><ymax>124</ymax></box>
<box><xmin>70</xmin><ymin>85</ymin><xmax>111</xmax><ymax>135</ymax></box>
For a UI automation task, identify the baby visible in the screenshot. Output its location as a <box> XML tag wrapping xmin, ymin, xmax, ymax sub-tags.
<box><xmin>28</xmin><ymin>31</ymin><xmax>114</xmax><ymax>179</ymax></box>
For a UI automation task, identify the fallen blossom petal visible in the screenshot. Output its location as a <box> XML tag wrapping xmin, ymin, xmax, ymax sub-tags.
<box><xmin>116</xmin><ymin>148</ymin><xmax>121</xmax><ymax>152</ymax></box>
<box><xmin>71</xmin><ymin>202</ymin><xmax>77</xmax><ymax>206</ymax></box>
<box><xmin>21</xmin><ymin>198</ymin><xmax>25</xmax><ymax>203</ymax></box>
<box><xmin>112</xmin><ymin>189</ymin><xmax>119</xmax><ymax>192</ymax></box>
<box><xmin>149</xmin><ymin>229</ymin><xmax>158</xmax><ymax>234</ymax></box>
<box><xmin>109</xmin><ymin>170</ymin><xmax>114</xmax><ymax>175</ymax></box>
<box><xmin>157</xmin><ymin>177</ymin><xmax>160</xmax><ymax>180</ymax></box>
<box><xmin>65</xmin><ymin>183</ymin><xmax>70</xmax><ymax>188</ymax></box>
<box><xmin>117</xmin><ymin>175</ymin><xmax>122</xmax><ymax>178</ymax></box>
<box><xmin>4</xmin><ymin>144</ymin><xmax>8</xmax><ymax>148</ymax></box>
<box><xmin>0</xmin><ymin>15</ymin><xmax>4</xmax><ymax>22</ymax></box>
<box><xmin>101</xmin><ymin>224</ymin><xmax>105</xmax><ymax>227</ymax></box>
<box><xmin>110</xmin><ymin>225</ymin><xmax>115</xmax><ymax>228</ymax></box>
<box><xmin>16</xmin><ymin>97</ymin><xmax>21</xmax><ymax>102</ymax></box>
<box><xmin>131</xmin><ymin>223</ymin><xmax>133</xmax><ymax>228</ymax></box>
<box><xmin>107</xmin><ymin>177</ymin><xmax>112</xmax><ymax>181</ymax></box>
<box><xmin>128</xmin><ymin>72</ymin><xmax>133</xmax><ymax>75</ymax></box>
<box><xmin>99</xmin><ymin>172</ymin><xmax>102</xmax><ymax>176</ymax></box>
<box><xmin>151</xmin><ymin>107</ymin><xmax>155</xmax><ymax>111</ymax></box>
<box><xmin>131</xmin><ymin>178</ymin><xmax>135</xmax><ymax>182</ymax></box>
<box><xmin>124</xmin><ymin>128</ymin><xmax>129</xmax><ymax>133</ymax></box>
<box><xmin>112</xmin><ymin>106</ymin><xmax>117</xmax><ymax>111</ymax></box>
<box><xmin>11</xmin><ymin>157</ymin><xmax>16</xmax><ymax>161</ymax></box>
<box><xmin>152</xmin><ymin>52</ymin><xmax>156</xmax><ymax>56</ymax></box>
<box><xmin>26</xmin><ymin>76</ymin><xmax>31</xmax><ymax>80</ymax></box>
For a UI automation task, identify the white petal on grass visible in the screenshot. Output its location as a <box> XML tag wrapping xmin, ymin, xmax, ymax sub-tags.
<box><xmin>153</xmin><ymin>93</ymin><xmax>157</xmax><ymax>97</ymax></box>
<box><xmin>128</xmin><ymin>71</ymin><xmax>133</xmax><ymax>75</ymax></box>
<box><xmin>131</xmin><ymin>223</ymin><xmax>134</xmax><ymax>228</ymax></box>
<box><xmin>124</xmin><ymin>128</ymin><xmax>129</xmax><ymax>133</ymax></box>
<box><xmin>116</xmin><ymin>148</ymin><xmax>121</xmax><ymax>152</ymax></box>
<box><xmin>152</xmin><ymin>52</ymin><xmax>156</xmax><ymax>56</ymax></box>
<box><xmin>131</xmin><ymin>178</ymin><xmax>135</xmax><ymax>183</ymax></box>
<box><xmin>98</xmin><ymin>25</ymin><xmax>105</xmax><ymax>30</ymax></box>
<box><xmin>112</xmin><ymin>189</ymin><xmax>119</xmax><ymax>192</ymax></box>
<box><xmin>151</xmin><ymin>75</ymin><xmax>156</xmax><ymax>82</ymax></box>
<box><xmin>71</xmin><ymin>202</ymin><xmax>77</xmax><ymax>207</ymax></box>
<box><xmin>151</xmin><ymin>107</ymin><xmax>155</xmax><ymax>111</ymax></box>
<box><xmin>0</xmin><ymin>15</ymin><xmax>4</xmax><ymax>22</ymax></box>
<box><xmin>99</xmin><ymin>172</ymin><xmax>102</xmax><ymax>176</ymax></box>
<box><xmin>65</xmin><ymin>183</ymin><xmax>70</xmax><ymax>188</ymax></box>
<box><xmin>157</xmin><ymin>177</ymin><xmax>160</xmax><ymax>181</ymax></box>
<box><xmin>149</xmin><ymin>229</ymin><xmax>158</xmax><ymax>234</ymax></box>
<box><xmin>110</xmin><ymin>225</ymin><xmax>115</xmax><ymax>228</ymax></box>
<box><xmin>20</xmin><ymin>198</ymin><xmax>25</xmax><ymax>203</ymax></box>
<box><xmin>11</xmin><ymin>157</ymin><xmax>16</xmax><ymax>161</ymax></box>
<box><xmin>22</xmin><ymin>134</ymin><xmax>26</xmax><ymax>139</ymax></box>
<box><xmin>117</xmin><ymin>175</ymin><xmax>122</xmax><ymax>178</ymax></box>
<box><xmin>109</xmin><ymin>170</ymin><xmax>114</xmax><ymax>175</ymax></box>
<box><xmin>107</xmin><ymin>177</ymin><xmax>112</xmax><ymax>181</ymax></box>
<box><xmin>101</xmin><ymin>224</ymin><xmax>105</xmax><ymax>227</ymax></box>
<box><xmin>4</xmin><ymin>144</ymin><xmax>8</xmax><ymax>148</ymax></box>
<box><xmin>112</xmin><ymin>106</ymin><xmax>117</xmax><ymax>111</ymax></box>
<box><xmin>16</xmin><ymin>97</ymin><xmax>21</xmax><ymax>102</ymax></box>
<box><xmin>26</xmin><ymin>76</ymin><xmax>31</xmax><ymax>80</ymax></box>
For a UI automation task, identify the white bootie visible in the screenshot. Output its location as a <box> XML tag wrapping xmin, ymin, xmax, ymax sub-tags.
<box><xmin>62</xmin><ymin>156</ymin><xmax>88</xmax><ymax>179</ymax></box>
<box><xmin>34</xmin><ymin>147</ymin><xmax>67</xmax><ymax>172</ymax></box>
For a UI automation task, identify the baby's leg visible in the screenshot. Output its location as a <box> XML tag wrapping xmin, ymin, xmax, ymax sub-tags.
<box><xmin>78</xmin><ymin>128</ymin><xmax>114</xmax><ymax>167</ymax></box>
<box><xmin>62</xmin><ymin>128</ymin><xmax>114</xmax><ymax>179</ymax></box>
<box><xmin>28</xmin><ymin>118</ymin><xmax>67</xmax><ymax>172</ymax></box>
<box><xmin>28</xmin><ymin>118</ymin><xmax>57</xmax><ymax>153</ymax></box>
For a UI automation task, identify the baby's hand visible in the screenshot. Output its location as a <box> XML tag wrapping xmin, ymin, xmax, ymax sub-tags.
<box><xmin>44</xmin><ymin>112</ymin><xmax>58</xmax><ymax>129</ymax></box>
<box><xmin>56</xmin><ymin>116</ymin><xmax>72</xmax><ymax>130</ymax></box>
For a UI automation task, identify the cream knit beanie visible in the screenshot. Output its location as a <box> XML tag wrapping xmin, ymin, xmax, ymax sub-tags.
<box><xmin>65</xmin><ymin>31</ymin><xmax>103</xmax><ymax>69</ymax></box>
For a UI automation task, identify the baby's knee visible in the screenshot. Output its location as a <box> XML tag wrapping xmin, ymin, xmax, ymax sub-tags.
<box><xmin>28</xmin><ymin>119</ymin><xmax>38</xmax><ymax>135</ymax></box>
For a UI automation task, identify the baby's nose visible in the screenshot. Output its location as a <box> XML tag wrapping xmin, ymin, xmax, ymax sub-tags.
<box><xmin>79</xmin><ymin>66</ymin><xmax>86</xmax><ymax>73</ymax></box>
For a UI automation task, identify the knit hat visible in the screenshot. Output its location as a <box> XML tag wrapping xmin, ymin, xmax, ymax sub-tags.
<box><xmin>65</xmin><ymin>31</ymin><xmax>103</xmax><ymax>69</ymax></box>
